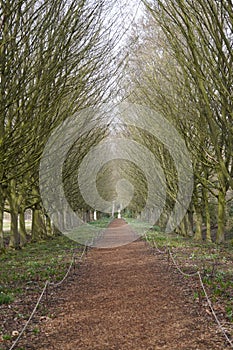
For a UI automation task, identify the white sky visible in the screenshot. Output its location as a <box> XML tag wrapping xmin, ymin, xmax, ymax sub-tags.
<box><xmin>106</xmin><ymin>0</ymin><xmax>145</xmax><ymax>46</ymax></box>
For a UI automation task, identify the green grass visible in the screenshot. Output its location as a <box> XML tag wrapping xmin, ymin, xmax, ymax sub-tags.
<box><xmin>66</xmin><ymin>217</ymin><xmax>112</xmax><ymax>244</ymax></box>
<box><xmin>0</xmin><ymin>218</ymin><xmax>112</xmax><ymax>301</ymax></box>
<box><xmin>0</xmin><ymin>234</ymin><xmax>82</xmax><ymax>300</ymax></box>
<box><xmin>144</xmin><ymin>226</ymin><xmax>233</xmax><ymax>322</ymax></box>
<box><xmin>3</xmin><ymin>220</ymin><xmax>31</xmax><ymax>231</ymax></box>
<box><xmin>89</xmin><ymin>217</ymin><xmax>112</xmax><ymax>228</ymax></box>
<box><xmin>32</xmin><ymin>327</ymin><xmax>40</xmax><ymax>334</ymax></box>
<box><xmin>2</xmin><ymin>334</ymin><xmax>11</xmax><ymax>341</ymax></box>
<box><xmin>124</xmin><ymin>218</ymin><xmax>153</xmax><ymax>236</ymax></box>
<box><xmin>0</xmin><ymin>292</ymin><xmax>14</xmax><ymax>305</ymax></box>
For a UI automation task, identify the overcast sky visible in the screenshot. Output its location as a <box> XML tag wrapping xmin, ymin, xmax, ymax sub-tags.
<box><xmin>106</xmin><ymin>0</ymin><xmax>144</xmax><ymax>46</ymax></box>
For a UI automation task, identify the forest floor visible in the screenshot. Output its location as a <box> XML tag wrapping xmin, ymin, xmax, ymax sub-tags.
<box><xmin>1</xmin><ymin>218</ymin><xmax>232</xmax><ymax>350</ymax></box>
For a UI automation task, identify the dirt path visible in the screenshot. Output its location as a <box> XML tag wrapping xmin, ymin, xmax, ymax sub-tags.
<box><xmin>33</xmin><ymin>219</ymin><xmax>226</xmax><ymax>349</ymax></box>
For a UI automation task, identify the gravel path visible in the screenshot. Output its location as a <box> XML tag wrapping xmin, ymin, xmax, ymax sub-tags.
<box><xmin>33</xmin><ymin>219</ymin><xmax>226</xmax><ymax>349</ymax></box>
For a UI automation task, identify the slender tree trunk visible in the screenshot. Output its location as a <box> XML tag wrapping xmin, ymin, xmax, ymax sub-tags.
<box><xmin>90</xmin><ymin>210</ymin><xmax>94</xmax><ymax>222</ymax></box>
<box><xmin>31</xmin><ymin>205</ymin><xmax>47</xmax><ymax>241</ymax></box>
<box><xmin>0</xmin><ymin>186</ymin><xmax>5</xmax><ymax>250</ymax></box>
<box><xmin>19</xmin><ymin>209</ymin><xmax>27</xmax><ymax>247</ymax></box>
<box><xmin>64</xmin><ymin>210</ymin><xmax>71</xmax><ymax>230</ymax></box>
<box><xmin>157</xmin><ymin>210</ymin><xmax>169</xmax><ymax>231</ymax></box>
<box><xmin>87</xmin><ymin>210</ymin><xmax>90</xmax><ymax>223</ymax></box>
<box><xmin>51</xmin><ymin>211</ymin><xmax>62</xmax><ymax>235</ymax></box>
<box><xmin>83</xmin><ymin>209</ymin><xmax>87</xmax><ymax>223</ymax></box>
<box><xmin>8</xmin><ymin>180</ymin><xmax>20</xmax><ymax>249</ymax></box>
<box><xmin>58</xmin><ymin>211</ymin><xmax>65</xmax><ymax>231</ymax></box>
<box><xmin>176</xmin><ymin>218</ymin><xmax>186</xmax><ymax>236</ymax></box>
<box><xmin>194</xmin><ymin>208</ymin><xmax>202</xmax><ymax>241</ymax></box>
<box><xmin>0</xmin><ymin>63</ymin><xmax>5</xmax><ymax>250</ymax></box>
<box><xmin>45</xmin><ymin>215</ymin><xmax>53</xmax><ymax>236</ymax></box>
<box><xmin>111</xmin><ymin>202</ymin><xmax>115</xmax><ymax>218</ymax></box>
<box><xmin>216</xmin><ymin>169</ymin><xmax>227</xmax><ymax>244</ymax></box>
<box><xmin>185</xmin><ymin>211</ymin><xmax>193</xmax><ymax>237</ymax></box>
<box><xmin>202</xmin><ymin>187</ymin><xmax>212</xmax><ymax>242</ymax></box>
<box><xmin>193</xmin><ymin>189</ymin><xmax>202</xmax><ymax>241</ymax></box>
<box><xmin>0</xmin><ymin>205</ymin><xmax>4</xmax><ymax>250</ymax></box>
<box><xmin>216</xmin><ymin>189</ymin><xmax>226</xmax><ymax>244</ymax></box>
<box><xmin>9</xmin><ymin>206</ymin><xmax>20</xmax><ymax>249</ymax></box>
<box><xmin>188</xmin><ymin>208</ymin><xmax>194</xmax><ymax>234</ymax></box>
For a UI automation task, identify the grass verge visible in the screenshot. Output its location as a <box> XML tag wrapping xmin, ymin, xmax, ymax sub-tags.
<box><xmin>145</xmin><ymin>226</ymin><xmax>233</xmax><ymax>330</ymax></box>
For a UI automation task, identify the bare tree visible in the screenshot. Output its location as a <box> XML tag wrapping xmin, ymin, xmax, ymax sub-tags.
<box><xmin>0</xmin><ymin>0</ymin><xmax>119</xmax><ymax>249</ymax></box>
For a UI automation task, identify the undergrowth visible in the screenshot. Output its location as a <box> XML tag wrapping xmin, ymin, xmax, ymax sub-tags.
<box><xmin>145</xmin><ymin>226</ymin><xmax>233</xmax><ymax>325</ymax></box>
<box><xmin>0</xmin><ymin>217</ymin><xmax>111</xmax><ymax>304</ymax></box>
<box><xmin>0</xmin><ymin>235</ymin><xmax>81</xmax><ymax>303</ymax></box>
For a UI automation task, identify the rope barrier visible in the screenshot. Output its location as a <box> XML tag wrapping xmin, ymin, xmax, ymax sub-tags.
<box><xmin>9</xmin><ymin>281</ymin><xmax>49</xmax><ymax>350</ymax></box>
<box><xmin>147</xmin><ymin>237</ymin><xmax>233</xmax><ymax>348</ymax></box>
<box><xmin>8</xmin><ymin>243</ymin><xmax>87</xmax><ymax>350</ymax></box>
<box><xmin>79</xmin><ymin>243</ymin><xmax>87</xmax><ymax>261</ymax></box>
<box><xmin>152</xmin><ymin>238</ymin><xmax>167</xmax><ymax>254</ymax></box>
<box><xmin>49</xmin><ymin>254</ymin><xmax>75</xmax><ymax>288</ymax></box>
<box><xmin>197</xmin><ymin>271</ymin><xmax>233</xmax><ymax>348</ymax></box>
<box><xmin>9</xmin><ymin>233</ymin><xmax>233</xmax><ymax>349</ymax></box>
<box><xmin>167</xmin><ymin>248</ymin><xmax>199</xmax><ymax>277</ymax></box>
<box><xmin>144</xmin><ymin>233</ymin><xmax>166</xmax><ymax>254</ymax></box>
<box><xmin>49</xmin><ymin>244</ymin><xmax>86</xmax><ymax>288</ymax></box>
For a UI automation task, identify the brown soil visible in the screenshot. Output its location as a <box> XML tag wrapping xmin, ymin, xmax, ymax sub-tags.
<box><xmin>14</xmin><ymin>219</ymin><xmax>229</xmax><ymax>349</ymax></box>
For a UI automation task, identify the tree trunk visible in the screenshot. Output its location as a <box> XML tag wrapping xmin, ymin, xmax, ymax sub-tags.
<box><xmin>90</xmin><ymin>210</ymin><xmax>94</xmax><ymax>222</ymax></box>
<box><xmin>64</xmin><ymin>210</ymin><xmax>71</xmax><ymax>230</ymax></box>
<box><xmin>179</xmin><ymin>218</ymin><xmax>187</xmax><ymax>237</ymax></box>
<box><xmin>185</xmin><ymin>211</ymin><xmax>193</xmax><ymax>237</ymax></box>
<box><xmin>216</xmin><ymin>168</ymin><xmax>227</xmax><ymax>244</ymax></box>
<box><xmin>51</xmin><ymin>211</ymin><xmax>62</xmax><ymax>235</ymax></box>
<box><xmin>19</xmin><ymin>209</ymin><xmax>27</xmax><ymax>247</ymax></box>
<box><xmin>8</xmin><ymin>180</ymin><xmax>20</xmax><ymax>249</ymax></box>
<box><xmin>194</xmin><ymin>210</ymin><xmax>202</xmax><ymax>240</ymax></box>
<box><xmin>0</xmin><ymin>206</ymin><xmax>4</xmax><ymax>250</ymax></box>
<box><xmin>31</xmin><ymin>205</ymin><xmax>47</xmax><ymax>241</ymax></box>
<box><xmin>0</xmin><ymin>186</ymin><xmax>5</xmax><ymax>250</ymax></box>
<box><xmin>193</xmin><ymin>188</ymin><xmax>202</xmax><ymax>241</ymax></box>
<box><xmin>157</xmin><ymin>210</ymin><xmax>169</xmax><ymax>231</ymax></box>
<box><xmin>45</xmin><ymin>215</ymin><xmax>53</xmax><ymax>236</ymax></box>
<box><xmin>83</xmin><ymin>209</ymin><xmax>88</xmax><ymax>223</ymax></box>
<box><xmin>194</xmin><ymin>204</ymin><xmax>202</xmax><ymax>241</ymax></box>
<box><xmin>202</xmin><ymin>187</ymin><xmax>212</xmax><ymax>242</ymax></box>
<box><xmin>216</xmin><ymin>189</ymin><xmax>226</xmax><ymax>244</ymax></box>
<box><xmin>58</xmin><ymin>211</ymin><xmax>65</xmax><ymax>231</ymax></box>
<box><xmin>9</xmin><ymin>207</ymin><xmax>20</xmax><ymax>249</ymax></box>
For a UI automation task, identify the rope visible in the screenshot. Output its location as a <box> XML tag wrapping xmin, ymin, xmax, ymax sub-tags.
<box><xmin>79</xmin><ymin>243</ymin><xmax>87</xmax><ymax>261</ymax></box>
<box><xmin>9</xmin><ymin>281</ymin><xmax>49</xmax><ymax>350</ymax></box>
<box><xmin>156</xmin><ymin>244</ymin><xmax>233</xmax><ymax>348</ymax></box>
<box><xmin>197</xmin><ymin>271</ymin><xmax>233</xmax><ymax>348</ymax></box>
<box><xmin>152</xmin><ymin>238</ymin><xmax>167</xmax><ymax>254</ymax></box>
<box><xmin>144</xmin><ymin>232</ymin><xmax>149</xmax><ymax>241</ymax></box>
<box><xmin>167</xmin><ymin>248</ymin><xmax>199</xmax><ymax>277</ymax></box>
<box><xmin>146</xmin><ymin>235</ymin><xmax>233</xmax><ymax>347</ymax></box>
<box><xmin>49</xmin><ymin>254</ymin><xmax>75</xmax><ymax>287</ymax></box>
<box><xmin>49</xmin><ymin>244</ymin><xmax>86</xmax><ymax>288</ymax></box>
<box><xmin>144</xmin><ymin>233</ymin><xmax>167</xmax><ymax>254</ymax></box>
<box><xmin>9</xmin><ymin>244</ymin><xmax>87</xmax><ymax>350</ymax></box>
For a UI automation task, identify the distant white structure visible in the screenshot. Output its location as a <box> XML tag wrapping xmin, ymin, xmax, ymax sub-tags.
<box><xmin>94</xmin><ymin>210</ymin><xmax>97</xmax><ymax>221</ymax></box>
<box><xmin>118</xmin><ymin>209</ymin><xmax>121</xmax><ymax>219</ymax></box>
